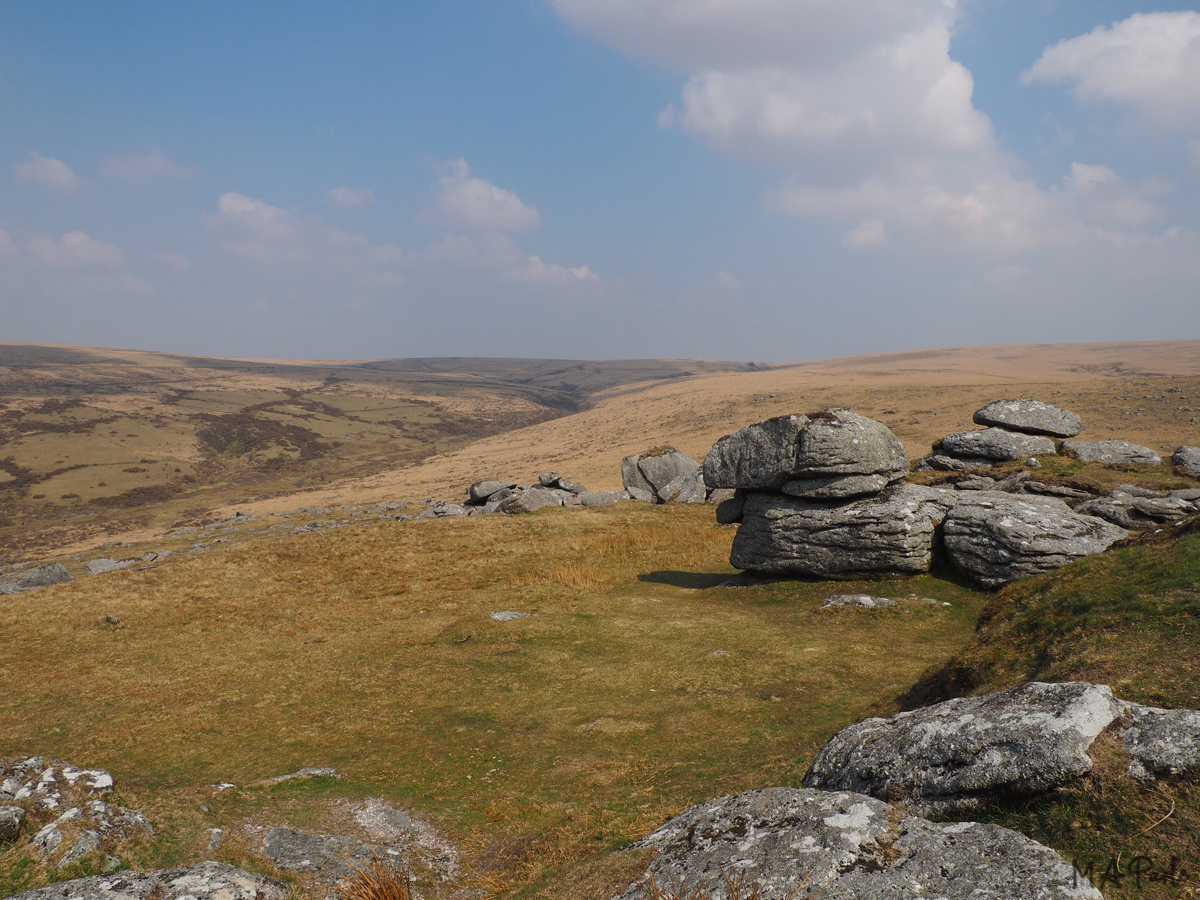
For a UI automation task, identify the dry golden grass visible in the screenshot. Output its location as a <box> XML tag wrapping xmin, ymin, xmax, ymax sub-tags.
<box><xmin>335</xmin><ymin>858</ymin><xmax>415</xmax><ymax>900</ymax></box>
<box><xmin>0</xmin><ymin>502</ymin><xmax>986</xmax><ymax>899</ymax></box>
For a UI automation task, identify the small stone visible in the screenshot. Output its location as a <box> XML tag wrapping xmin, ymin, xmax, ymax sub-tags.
<box><xmin>1025</xmin><ymin>457</ymin><xmax>1041</xmax><ymax>467</ymax></box>
<box><xmin>820</xmin><ymin>594</ymin><xmax>896</xmax><ymax>609</ymax></box>
<box><xmin>489</xmin><ymin>611</ymin><xmax>531</xmax><ymax>622</ymax></box>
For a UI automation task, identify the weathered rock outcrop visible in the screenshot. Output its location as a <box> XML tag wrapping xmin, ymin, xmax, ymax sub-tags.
<box><xmin>618</xmin><ymin>787</ymin><xmax>1101</xmax><ymax>900</ymax></box>
<box><xmin>1175</xmin><ymin>445</ymin><xmax>1200</xmax><ymax>476</ymax></box>
<box><xmin>8</xmin><ymin>862</ymin><xmax>285</xmax><ymax>900</ymax></box>
<box><xmin>579</xmin><ymin>490</ymin><xmax>631</xmax><ymax>507</ymax></box>
<box><xmin>803</xmin><ymin>682</ymin><xmax>1122</xmax><ymax>815</ymax></box>
<box><xmin>622</xmin><ymin>448</ymin><xmax>700</xmax><ymax>503</ymax></box>
<box><xmin>1062</xmin><ymin>440</ymin><xmax>1162</xmax><ymax>465</ymax></box>
<box><xmin>0</xmin><ymin>563</ymin><xmax>72</xmax><ymax>596</ymax></box>
<box><xmin>942</xmin><ymin>493</ymin><xmax>1127</xmax><ymax>588</ymax></box>
<box><xmin>973</xmin><ymin>399</ymin><xmax>1083</xmax><ymax>437</ymax></box>
<box><xmin>729</xmin><ymin>484</ymin><xmax>957</xmax><ymax>578</ymax></box>
<box><xmin>1119</xmin><ymin>704</ymin><xmax>1200</xmax><ymax>781</ymax></box>
<box><xmin>1076</xmin><ymin>489</ymin><xmax>1199</xmax><ymax>530</ymax></box>
<box><xmin>498</xmin><ymin>487</ymin><xmax>564</xmax><ymax>515</ymax></box>
<box><xmin>703</xmin><ymin>410</ymin><xmax>907</xmax><ymax>490</ymax></box>
<box><xmin>939</xmin><ymin>428</ymin><xmax>1057</xmax><ymax>462</ymax></box>
<box><xmin>467</xmin><ymin>480</ymin><xmax>516</xmax><ymax>503</ymax></box>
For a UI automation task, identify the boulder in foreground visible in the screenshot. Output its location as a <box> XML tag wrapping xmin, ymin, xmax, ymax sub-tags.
<box><xmin>973</xmin><ymin>399</ymin><xmax>1083</xmax><ymax>437</ymax></box>
<box><xmin>802</xmin><ymin>681</ymin><xmax>1121</xmax><ymax>815</ymax></box>
<box><xmin>618</xmin><ymin>787</ymin><xmax>1101</xmax><ymax>900</ymax></box>
<box><xmin>7</xmin><ymin>861</ymin><xmax>285</xmax><ymax>900</ymax></box>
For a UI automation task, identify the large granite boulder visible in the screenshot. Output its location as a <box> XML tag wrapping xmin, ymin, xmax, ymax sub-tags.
<box><xmin>579</xmin><ymin>490</ymin><xmax>630</xmax><ymax>507</ymax></box>
<box><xmin>939</xmin><ymin>428</ymin><xmax>1057</xmax><ymax>462</ymax></box>
<box><xmin>913</xmin><ymin>452</ymin><xmax>995</xmax><ymax>472</ymax></box>
<box><xmin>729</xmin><ymin>484</ymin><xmax>957</xmax><ymax>578</ymax></box>
<box><xmin>780</xmin><ymin>472</ymin><xmax>890</xmax><ymax>500</ymax></box>
<box><xmin>622</xmin><ymin>448</ymin><xmax>699</xmax><ymax>503</ymax></box>
<box><xmin>1175</xmin><ymin>445</ymin><xmax>1200</xmax><ymax>476</ymax></box>
<box><xmin>618</xmin><ymin>787</ymin><xmax>1101</xmax><ymax>900</ymax></box>
<box><xmin>942</xmin><ymin>493</ymin><xmax>1127</xmax><ymax>588</ymax></box>
<box><xmin>0</xmin><ymin>563</ymin><xmax>72</xmax><ymax>596</ymax></box>
<box><xmin>656</xmin><ymin>471</ymin><xmax>706</xmax><ymax>504</ymax></box>
<box><xmin>803</xmin><ymin>682</ymin><xmax>1122</xmax><ymax>815</ymax></box>
<box><xmin>7</xmin><ymin>862</ymin><xmax>285</xmax><ymax>900</ymax></box>
<box><xmin>704</xmin><ymin>410</ymin><xmax>907</xmax><ymax>490</ymax></box>
<box><xmin>973</xmin><ymin>399</ymin><xmax>1083</xmax><ymax>437</ymax></box>
<box><xmin>1062</xmin><ymin>440</ymin><xmax>1162</xmax><ymax>465</ymax></box>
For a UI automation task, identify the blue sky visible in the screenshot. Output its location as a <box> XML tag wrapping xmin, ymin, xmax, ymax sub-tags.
<box><xmin>2</xmin><ymin>1</ymin><xmax>1199</xmax><ymax>361</ymax></box>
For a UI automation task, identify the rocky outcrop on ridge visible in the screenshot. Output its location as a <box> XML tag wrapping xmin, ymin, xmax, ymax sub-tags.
<box><xmin>7</xmin><ymin>862</ymin><xmax>285</xmax><ymax>900</ymax></box>
<box><xmin>621</xmin><ymin>448</ymin><xmax>705</xmax><ymax>504</ymax></box>
<box><xmin>917</xmin><ymin>399</ymin><xmax>1080</xmax><ymax>471</ymax></box>
<box><xmin>802</xmin><ymin>682</ymin><xmax>1200</xmax><ymax>815</ymax></box>
<box><xmin>618</xmin><ymin>787</ymin><xmax>1101</xmax><ymax>900</ymax></box>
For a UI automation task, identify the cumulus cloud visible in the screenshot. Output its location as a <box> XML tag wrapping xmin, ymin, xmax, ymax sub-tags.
<box><xmin>99</xmin><ymin>149</ymin><xmax>195</xmax><ymax>180</ymax></box>
<box><xmin>14</xmin><ymin>152</ymin><xmax>83</xmax><ymax>192</ymax></box>
<box><xmin>1025</xmin><ymin>12</ymin><xmax>1200</xmax><ymax>129</ymax></box>
<box><xmin>25</xmin><ymin>231</ymin><xmax>124</xmax><ymax>268</ymax></box>
<box><xmin>505</xmin><ymin>255</ymin><xmax>599</xmax><ymax>285</ymax></box>
<box><xmin>326</xmin><ymin>186</ymin><xmax>376</xmax><ymax>208</ymax></box>
<box><xmin>208</xmin><ymin>192</ymin><xmax>402</xmax><ymax>268</ymax></box>
<box><xmin>554</xmin><ymin>0</ymin><xmax>1185</xmax><ymax>258</ymax></box>
<box><xmin>419</xmin><ymin>159</ymin><xmax>541</xmax><ymax>231</ymax></box>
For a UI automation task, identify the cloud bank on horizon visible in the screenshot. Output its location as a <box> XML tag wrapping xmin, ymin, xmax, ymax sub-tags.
<box><xmin>1</xmin><ymin>1</ymin><xmax>1198</xmax><ymax>360</ymax></box>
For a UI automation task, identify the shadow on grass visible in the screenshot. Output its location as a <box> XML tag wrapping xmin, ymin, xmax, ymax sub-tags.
<box><xmin>637</xmin><ymin>570</ymin><xmax>736</xmax><ymax>590</ymax></box>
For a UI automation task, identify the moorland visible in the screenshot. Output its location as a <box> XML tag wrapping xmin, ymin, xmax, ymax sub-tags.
<box><xmin>2</xmin><ymin>339</ymin><xmax>1200</xmax><ymax>899</ymax></box>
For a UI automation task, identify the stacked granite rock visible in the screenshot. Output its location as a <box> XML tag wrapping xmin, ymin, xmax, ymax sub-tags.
<box><xmin>917</xmin><ymin>399</ymin><xmax>1080</xmax><ymax>471</ymax></box>
<box><xmin>420</xmin><ymin>472</ymin><xmax>633</xmax><ymax>519</ymax></box>
<box><xmin>706</xmin><ymin>408</ymin><xmax>1130</xmax><ymax>587</ymax></box>
<box><xmin>702</xmin><ymin>410</ymin><xmax>949</xmax><ymax>579</ymax></box>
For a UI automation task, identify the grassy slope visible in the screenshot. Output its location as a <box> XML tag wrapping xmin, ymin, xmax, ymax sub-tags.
<box><xmin>903</xmin><ymin>519</ymin><xmax>1200</xmax><ymax>899</ymax></box>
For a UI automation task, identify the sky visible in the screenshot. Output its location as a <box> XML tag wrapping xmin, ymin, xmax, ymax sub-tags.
<box><xmin>2</xmin><ymin>0</ymin><xmax>1199</xmax><ymax>362</ymax></box>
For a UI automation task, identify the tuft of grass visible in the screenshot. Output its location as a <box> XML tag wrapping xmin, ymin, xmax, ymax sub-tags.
<box><xmin>334</xmin><ymin>858</ymin><xmax>414</xmax><ymax>900</ymax></box>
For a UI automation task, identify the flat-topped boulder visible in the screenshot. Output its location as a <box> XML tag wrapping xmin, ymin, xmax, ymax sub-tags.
<box><xmin>1076</xmin><ymin>490</ymin><xmax>1198</xmax><ymax>529</ymax></box>
<box><xmin>973</xmin><ymin>399</ymin><xmax>1083</xmax><ymax>437</ymax></box>
<box><xmin>780</xmin><ymin>472</ymin><xmax>890</xmax><ymax>500</ymax></box>
<box><xmin>618</xmin><ymin>787</ymin><xmax>1101</xmax><ymax>900</ymax></box>
<box><xmin>703</xmin><ymin>410</ymin><xmax>907</xmax><ymax>490</ymax></box>
<box><xmin>467</xmin><ymin>480</ymin><xmax>516</xmax><ymax>503</ymax></box>
<box><xmin>729</xmin><ymin>484</ymin><xmax>957</xmax><ymax>578</ymax></box>
<box><xmin>497</xmin><ymin>487</ymin><xmax>564</xmax><ymax>514</ymax></box>
<box><xmin>943</xmin><ymin>493</ymin><xmax>1127</xmax><ymax>588</ymax></box>
<box><xmin>803</xmin><ymin>682</ymin><xmax>1122</xmax><ymax>815</ymax></box>
<box><xmin>1062</xmin><ymin>440</ymin><xmax>1162</xmax><ymax>465</ymax></box>
<box><xmin>622</xmin><ymin>448</ymin><xmax>700</xmax><ymax>503</ymax></box>
<box><xmin>939</xmin><ymin>428</ymin><xmax>1057</xmax><ymax>462</ymax></box>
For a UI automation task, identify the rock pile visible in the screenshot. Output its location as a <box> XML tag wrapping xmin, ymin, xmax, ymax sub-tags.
<box><xmin>1</xmin><ymin>757</ymin><xmax>152</xmax><ymax>872</ymax></box>
<box><xmin>802</xmin><ymin>681</ymin><xmax>1200</xmax><ymax>815</ymax></box>
<box><xmin>916</xmin><ymin>398</ymin><xmax>1080</xmax><ymax>471</ymax></box>
<box><xmin>438</xmin><ymin>471</ymin><xmax>631</xmax><ymax>518</ymax></box>
<box><xmin>622</xmin><ymin>448</ymin><xmax>708</xmax><ymax>504</ymax></box>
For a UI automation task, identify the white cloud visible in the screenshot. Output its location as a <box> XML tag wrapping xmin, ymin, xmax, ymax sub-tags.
<box><xmin>25</xmin><ymin>231</ymin><xmax>124</xmax><ymax>268</ymax></box>
<box><xmin>846</xmin><ymin>219</ymin><xmax>888</xmax><ymax>248</ymax></box>
<box><xmin>419</xmin><ymin>159</ymin><xmax>541</xmax><ymax>231</ymax></box>
<box><xmin>326</xmin><ymin>186</ymin><xmax>376</xmax><ymax>208</ymax></box>
<box><xmin>208</xmin><ymin>192</ymin><xmax>402</xmax><ymax>269</ymax></box>
<box><xmin>0</xmin><ymin>230</ymin><xmax>17</xmax><ymax>257</ymax></box>
<box><xmin>1025</xmin><ymin>12</ymin><xmax>1200</xmax><ymax>129</ymax></box>
<box><xmin>555</xmin><ymin>0</ymin><xmax>1183</xmax><ymax>259</ymax></box>
<box><xmin>505</xmin><ymin>255</ymin><xmax>599</xmax><ymax>286</ymax></box>
<box><xmin>98</xmin><ymin>149</ymin><xmax>195</xmax><ymax>180</ymax></box>
<box><xmin>14</xmin><ymin>152</ymin><xmax>83</xmax><ymax>192</ymax></box>
<box><xmin>714</xmin><ymin>270</ymin><xmax>742</xmax><ymax>290</ymax></box>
